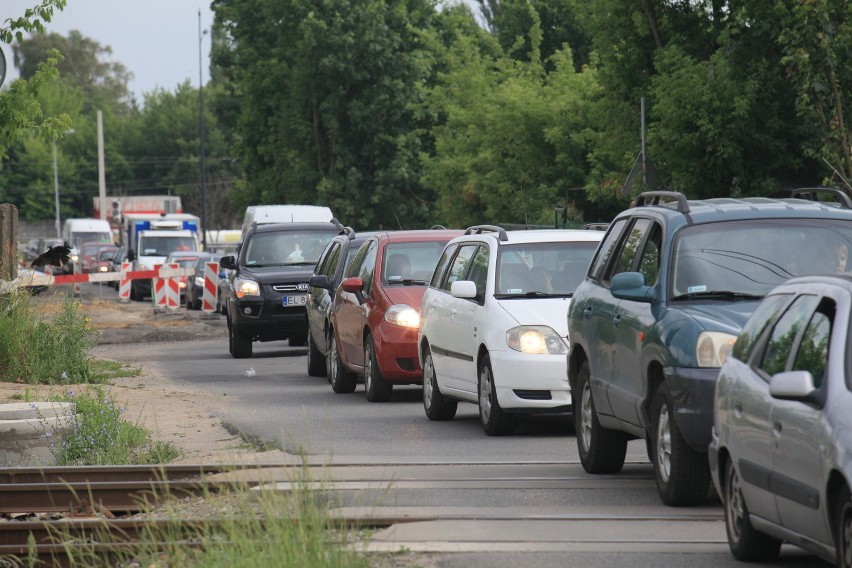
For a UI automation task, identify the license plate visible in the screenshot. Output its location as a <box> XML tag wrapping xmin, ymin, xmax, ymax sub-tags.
<box><xmin>282</xmin><ymin>295</ymin><xmax>307</xmax><ymax>306</ymax></box>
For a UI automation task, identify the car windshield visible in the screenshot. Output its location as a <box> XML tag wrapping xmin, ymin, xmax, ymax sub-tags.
<box><xmin>138</xmin><ymin>236</ymin><xmax>197</xmax><ymax>256</ymax></box>
<box><xmin>382</xmin><ymin>241</ymin><xmax>449</xmax><ymax>285</ymax></box>
<box><xmin>671</xmin><ymin>219</ymin><xmax>852</xmax><ymax>299</ymax></box>
<box><xmin>73</xmin><ymin>232</ymin><xmax>112</xmax><ymax>246</ymax></box>
<box><xmin>496</xmin><ymin>241</ymin><xmax>599</xmax><ymax>297</ymax></box>
<box><xmin>167</xmin><ymin>256</ymin><xmax>200</xmax><ymax>267</ymax></box>
<box><xmin>244</xmin><ymin>230</ymin><xmax>337</xmax><ymax>266</ymax></box>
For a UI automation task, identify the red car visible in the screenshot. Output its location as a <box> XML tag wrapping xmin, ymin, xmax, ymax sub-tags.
<box><xmin>79</xmin><ymin>242</ymin><xmax>117</xmax><ymax>274</ymax></box>
<box><xmin>328</xmin><ymin>229</ymin><xmax>462</xmax><ymax>401</ymax></box>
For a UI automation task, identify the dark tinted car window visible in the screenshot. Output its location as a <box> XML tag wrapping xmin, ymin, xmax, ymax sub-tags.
<box><xmin>442</xmin><ymin>245</ymin><xmax>478</xmax><ymax>292</ymax></box>
<box><xmin>638</xmin><ymin>223</ymin><xmax>662</xmax><ymax>287</ymax></box>
<box><xmin>760</xmin><ymin>295</ymin><xmax>820</xmax><ymax>376</ymax></box>
<box><xmin>358</xmin><ymin>242</ymin><xmax>378</xmax><ymax>295</ymax></box>
<box><xmin>320</xmin><ymin>242</ymin><xmax>342</xmax><ymax>277</ymax></box>
<box><xmin>791</xmin><ymin>301</ymin><xmax>834</xmax><ymax>388</ymax></box>
<box><xmin>588</xmin><ymin>218</ymin><xmax>628</xmax><ymax>281</ymax></box>
<box><xmin>346</xmin><ymin>241</ymin><xmax>370</xmax><ymax>278</ymax></box>
<box><xmin>732</xmin><ymin>294</ymin><xmax>791</xmax><ymax>362</ymax></box>
<box><xmin>610</xmin><ymin>218</ymin><xmax>651</xmax><ymax>280</ymax></box>
<box><xmin>430</xmin><ymin>244</ymin><xmax>458</xmax><ymax>288</ymax></box>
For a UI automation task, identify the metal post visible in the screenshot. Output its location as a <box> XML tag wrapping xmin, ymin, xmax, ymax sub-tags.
<box><xmin>53</xmin><ymin>140</ymin><xmax>60</xmax><ymax>238</ymax></box>
<box><xmin>641</xmin><ymin>97</ymin><xmax>647</xmax><ymax>187</ymax></box>
<box><xmin>199</xmin><ymin>10</ymin><xmax>208</xmax><ymax>250</ymax></box>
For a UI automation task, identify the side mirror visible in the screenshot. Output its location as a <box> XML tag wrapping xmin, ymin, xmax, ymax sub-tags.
<box><xmin>310</xmin><ymin>274</ymin><xmax>330</xmax><ymax>290</ymax></box>
<box><xmin>126</xmin><ymin>249</ymin><xmax>136</xmax><ymax>262</ymax></box>
<box><xmin>611</xmin><ymin>272</ymin><xmax>653</xmax><ymax>303</ymax></box>
<box><xmin>770</xmin><ymin>370</ymin><xmax>820</xmax><ymax>405</ymax></box>
<box><xmin>220</xmin><ymin>255</ymin><xmax>236</xmax><ymax>270</ymax></box>
<box><xmin>451</xmin><ymin>280</ymin><xmax>477</xmax><ymax>299</ymax></box>
<box><xmin>341</xmin><ymin>277</ymin><xmax>364</xmax><ymax>293</ymax></box>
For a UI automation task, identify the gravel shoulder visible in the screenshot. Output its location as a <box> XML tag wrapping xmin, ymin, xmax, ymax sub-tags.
<box><xmin>0</xmin><ymin>292</ymin><xmax>290</xmax><ymax>465</ymax></box>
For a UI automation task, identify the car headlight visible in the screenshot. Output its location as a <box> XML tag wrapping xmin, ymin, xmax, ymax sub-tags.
<box><xmin>506</xmin><ymin>326</ymin><xmax>568</xmax><ymax>354</ymax></box>
<box><xmin>99</xmin><ymin>265</ymin><xmax>108</xmax><ymax>272</ymax></box>
<box><xmin>70</xmin><ymin>254</ymin><xmax>79</xmax><ymax>262</ymax></box>
<box><xmin>194</xmin><ymin>276</ymin><xmax>204</xmax><ymax>287</ymax></box>
<box><xmin>385</xmin><ymin>304</ymin><xmax>420</xmax><ymax>328</ymax></box>
<box><xmin>696</xmin><ymin>331</ymin><xmax>737</xmax><ymax>367</ymax></box>
<box><xmin>235</xmin><ymin>277</ymin><xmax>260</xmax><ymax>298</ymax></box>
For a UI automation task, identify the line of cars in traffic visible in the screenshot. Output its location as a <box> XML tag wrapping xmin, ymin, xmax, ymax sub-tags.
<box><xmin>213</xmin><ymin>189</ymin><xmax>852</xmax><ymax>565</ymax></box>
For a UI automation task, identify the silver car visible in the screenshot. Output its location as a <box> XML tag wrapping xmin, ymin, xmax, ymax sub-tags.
<box><xmin>709</xmin><ymin>274</ymin><xmax>852</xmax><ymax>565</ymax></box>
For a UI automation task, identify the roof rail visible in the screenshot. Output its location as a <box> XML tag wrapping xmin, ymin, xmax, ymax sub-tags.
<box><xmin>431</xmin><ymin>224</ymin><xmax>447</xmax><ymax>230</ymax></box>
<box><xmin>634</xmin><ymin>191</ymin><xmax>690</xmax><ymax>213</ymax></box>
<box><xmin>339</xmin><ymin>226</ymin><xmax>356</xmax><ymax>239</ymax></box>
<box><xmin>464</xmin><ymin>224</ymin><xmax>509</xmax><ymax>241</ymax></box>
<box><xmin>790</xmin><ymin>187</ymin><xmax>852</xmax><ymax>209</ymax></box>
<box><xmin>582</xmin><ymin>223</ymin><xmax>610</xmax><ymax>231</ymax></box>
<box><xmin>330</xmin><ymin>217</ymin><xmax>344</xmax><ymax>232</ymax></box>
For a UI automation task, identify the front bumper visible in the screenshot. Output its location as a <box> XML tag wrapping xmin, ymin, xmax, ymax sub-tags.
<box><xmin>373</xmin><ymin>321</ymin><xmax>422</xmax><ymax>383</ymax></box>
<box><xmin>229</xmin><ymin>294</ymin><xmax>308</xmax><ymax>341</ymax></box>
<box><xmin>664</xmin><ymin>366</ymin><xmax>719</xmax><ymax>453</ymax></box>
<box><xmin>491</xmin><ymin>349</ymin><xmax>571</xmax><ymax>413</ymax></box>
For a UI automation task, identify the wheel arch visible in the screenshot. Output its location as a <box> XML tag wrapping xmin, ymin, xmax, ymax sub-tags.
<box><xmin>476</xmin><ymin>344</ymin><xmax>489</xmax><ymax>370</ymax></box>
<box><xmin>568</xmin><ymin>345</ymin><xmax>588</xmax><ymax>391</ymax></box>
<box><xmin>642</xmin><ymin>360</ymin><xmax>666</xmax><ymax>428</ymax></box>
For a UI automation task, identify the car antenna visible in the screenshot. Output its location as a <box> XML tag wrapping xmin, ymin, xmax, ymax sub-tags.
<box><xmin>823</xmin><ymin>157</ymin><xmax>852</xmax><ymax>194</ymax></box>
<box><xmin>394</xmin><ymin>213</ymin><xmax>403</xmax><ymax>230</ymax></box>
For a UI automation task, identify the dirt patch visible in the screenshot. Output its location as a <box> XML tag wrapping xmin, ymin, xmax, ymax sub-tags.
<box><xmin>0</xmin><ymin>295</ymin><xmax>290</xmax><ymax>465</ymax></box>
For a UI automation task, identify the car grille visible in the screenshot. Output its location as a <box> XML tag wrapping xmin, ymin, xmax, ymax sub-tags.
<box><xmin>271</xmin><ymin>283</ymin><xmax>308</xmax><ymax>292</ymax></box>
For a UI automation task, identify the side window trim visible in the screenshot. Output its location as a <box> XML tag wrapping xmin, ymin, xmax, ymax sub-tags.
<box><xmin>430</xmin><ymin>243</ymin><xmax>458</xmax><ymax>289</ymax></box>
<box><xmin>588</xmin><ymin>218</ymin><xmax>628</xmax><ymax>282</ymax></box>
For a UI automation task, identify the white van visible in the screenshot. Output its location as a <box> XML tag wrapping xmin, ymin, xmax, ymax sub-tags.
<box><xmin>240</xmin><ymin>205</ymin><xmax>334</xmax><ymax>237</ymax></box>
<box><xmin>62</xmin><ymin>218</ymin><xmax>113</xmax><ymax>273</ymax></box>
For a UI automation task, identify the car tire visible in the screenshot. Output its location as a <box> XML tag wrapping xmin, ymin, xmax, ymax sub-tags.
<box><xmin>289</xmin><ymin>334</ymin><xmax>307</xmax><ymax>347</ymax></box>
<box><xmin>306</xmin><ymin>332</ymin><xmax>327</xmax><ymax>377</ymax></box>
<box><xmin>651</xmin><ymin>383</ymin><xmax>710</xmax><ymax>506</ymax></box>
<box><xmin>478</xmin><ymin>354</ymin><xmax>517</xmax><ymax>435</ymax></box>
<box><xmin>130</xmin><ymin>282</ymin><xmax>140</xmax><ymax>301</ymax></box>
<box><xmin>230</xmin><ymin>319</ymin><xmax>252</xmax><ymax>359</ymax></box>
<box><xmin>575</xmin><ymin>361</ymin><xmax>627</xmax><ymax>474</ymax></box>
<box><xmin>836</xmin><ymin>485</ymin><xmax>852</xmax><ymax>568</ymax></box>
<box><xmin>329</xmin><ymin>331</ymin><xmax>356</xmax><ymax>393</ymax></box>
<box><xmin>724</xmin><ymin>459</ymin><xmax>781</xmax><ymax>561</ymax></box>
<box><xmin>423</xmin><ymin>349</ymin><xmax>457</xmax><ymax>421</ymax></box>
<box><xmin>364</xmin><ymin>334</ymin><xmax>393</xmax><ymax>402</ymax></box>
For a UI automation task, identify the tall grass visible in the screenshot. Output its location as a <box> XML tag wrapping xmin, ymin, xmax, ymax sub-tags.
<box><xmin>0</xmin><ymin>290</ymin><xmax>97</xmax><ymax>384</ymax></box>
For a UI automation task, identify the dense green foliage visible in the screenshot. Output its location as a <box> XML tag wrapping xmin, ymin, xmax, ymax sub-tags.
<box><xmin>1</xmin><ymin>0</ymin><xmax>851</xmax><ymax>229</ymax></box>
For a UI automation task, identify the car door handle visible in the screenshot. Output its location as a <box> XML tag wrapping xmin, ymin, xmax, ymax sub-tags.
<box><xmin>612</xmin><ymin>314</ymin><xmax>621</xmax><ymax>327</ymax></box>
<box><xmin>583</xmin><ymin>306</ymin><xmax>593</xmax><ymax>320</ymax></box>
<box><xmin>450</xmin><ymin>308</ymin><xmax>457</xmax><ymax>317</ymax></box>
<box><xmin>734</xmin><ymin>403</ymin><xmax>742</xmax><ymax>418</ymax></box>
<box><xmin>773</xmin><ymin>422</ymin><xmax>782</xmax><ymax>437</ymax></box>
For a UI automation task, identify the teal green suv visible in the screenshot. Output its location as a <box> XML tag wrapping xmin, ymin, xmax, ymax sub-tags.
<box><xmin>567</xmin><ymin>190</ymin><xmax>852</xmax><ymax>506</ymax></box>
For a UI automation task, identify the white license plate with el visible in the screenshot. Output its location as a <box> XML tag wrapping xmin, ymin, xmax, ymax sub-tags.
<box><xmin>282</xmin><ymin>295</ymin><xmax>307</xmax><ymax>306</ymax></box>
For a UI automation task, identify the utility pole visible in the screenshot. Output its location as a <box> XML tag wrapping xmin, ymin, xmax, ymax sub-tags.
<box><xmin>199</xmin><ymin>9</ymin><xmax>208</xmax><ymax>250</ymax></box>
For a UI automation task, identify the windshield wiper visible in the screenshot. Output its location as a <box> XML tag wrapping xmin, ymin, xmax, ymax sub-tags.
<box><xmin>386</xmin><ymin>279</ymin><xmax>427</xmax><ymax>286</ymax></box>
<box><xmin>670</xmin><ymin>290</ymin><xmax>764</xmax><ymax>301</ymax></box>
<box><xmin>285</xmin><ymin>261</ymin><xmax>317</xmax><ymax>266</ymax></box>
<box><xmin>494</xmin><ymin>291</ymin><xmax>572</xmax><ymax>299</ymax></box>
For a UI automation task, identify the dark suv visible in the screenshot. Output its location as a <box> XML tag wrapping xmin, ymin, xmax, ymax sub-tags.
<box><xmin>567</xmin><ymin>190</ymin><xmax>852</xmax><ymax>506</ymax></box>
<box><xmin>305</xmin><ymin>227</ymin><xmax>378</xmax><ymax>377</ymax></box>
<box><xmin>220</xmin><ymin>221</ymin><xmax>341</xmax><ymax>358</ymax></box>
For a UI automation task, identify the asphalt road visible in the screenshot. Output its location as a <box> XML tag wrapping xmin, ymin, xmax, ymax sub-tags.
<box><xmin>83</xmin><ymin>285</ymin><xmax>828</xmax><ymax>568</ymax></box>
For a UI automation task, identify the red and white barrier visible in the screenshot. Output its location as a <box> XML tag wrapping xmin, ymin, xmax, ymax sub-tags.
<box><xmin>202</xmin><ymin>262</ymin><xmax>219</xmax><ymax>313</ymax></box>
<box><xmin>118</xmin><ymin>262</ymin><xmax>132</xmax><ymax>301</ymax></box>
<box><xmin>152</xmin><ymin>264</ymin><xmax>180</xmax><ymax>310</ymax></box>
<box><xmin>18</xmin><ymin>265</ymin><xmax>194</xmax><ymax>287</ymax></box>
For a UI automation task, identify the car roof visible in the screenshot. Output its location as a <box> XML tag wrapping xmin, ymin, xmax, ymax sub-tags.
<box><xmin>774</xmin><ymin>274</ymin><xmax>852</xmax><ymax>290</ymax></box>
<box><xmin>623</xmin><ymin>195</ymin><xmax>852</xmax><ymax>226</ymax></box>
<box><xmin>369</xmin><ymin>229</ymin><xmax>464</xmax><ymax>243</ymax></box>
<box><xmin>249</xmin><ymin>221</ymin><xmax>341</xmax><ymax>235</ymax></box>
<box><xmin>446</xmin><ymin>227</ymin><xmax>605</xmax><ymax>247</ymax></box>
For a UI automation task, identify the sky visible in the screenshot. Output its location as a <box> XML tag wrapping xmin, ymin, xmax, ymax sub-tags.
<box><xmin>2</xmin><ymin>0</ymin><xmax>215</xmax><ymax>100</ymax></box>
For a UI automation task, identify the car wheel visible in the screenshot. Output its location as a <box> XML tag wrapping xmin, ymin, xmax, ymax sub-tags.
<box><xmin>230</xmin><ymin>321</ymin><xmax>252</xmax><ymax>359</ymax></box>
<box><xmin>329</xmin><ymin>331</ymin><xmax>356</xmax><ymax>393</ymax></box>
<box><xmin>423</xmin><ymin>349</ymin><xmax>457</xmax><ymax>420</ymax></box>
<box><xmin>364</xmin><ymin>334</ymin><xmax>393</xmax><ymax>402</ymax></box>
<box><xmin>130</xmin><ymin>282</ymin><xmax>139</xmax><ymax>301</ymax></box>
<box><xmin>651</xmin><ymin>383</ymin><xmax>710</xmax><ymax>506</ymax></box>
<box><xmin>836</xmin><ymin>485</ymin><xmax>852</xmax><ymax>568</ymax></box>
<box><xmin>724</xmin><ymin>459</ymin><xmax>781</xmax><ymax>561</ymax></box>
<box><xmin>478</xmin><ymin>354</ymin><xmax>517</xmax><ymax>435</ymax></box>
<box><xmin>306</xmin><ymin>332</ymin><xmax>327</xmax><ymax>377</ymax></box>
<box><xmin>575</xmin><ymin>360</ymin><xmax>627</xmax><ymax>474</ymax></box>
<box><xmin>288</xmin><ymin>334</ymin><xmax>307</xmax><ymax>347</ymax></box>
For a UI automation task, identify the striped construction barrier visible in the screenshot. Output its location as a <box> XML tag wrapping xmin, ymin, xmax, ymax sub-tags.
<box><xmin>118</xmin><ymin>262</ymin><xmax>132</xmax><ymax>301</ymax></box>
<box><xmin>152</xmin><ymin>264</ymin><xmax>180</xmax><ymax>310</ymax></box>
<box><xmin>17</xmin><ymin>265</ymin><xmax>195</xmax><ymax>287</ymax></box>
<box><xmin>202</xmin><ymin>262</ymin><xmax>219</xmax><ymax>313</ymax></box>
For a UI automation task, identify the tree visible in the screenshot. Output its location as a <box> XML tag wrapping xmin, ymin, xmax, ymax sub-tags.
<box><xmin>212</xmin><ymin>0</ymin><xmax>442</xmax><ymax>229</ymax></box>
<box><xmin>0</xmin><ymin>0</ymin><xmax>70</xmax><ymax>160</ymax></box>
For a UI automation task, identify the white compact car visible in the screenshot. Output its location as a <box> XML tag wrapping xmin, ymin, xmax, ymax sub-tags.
<box><xmin>418</xmin><ymin>226</ymin><xmax>604</xmax><ymax>435</ymax></box>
